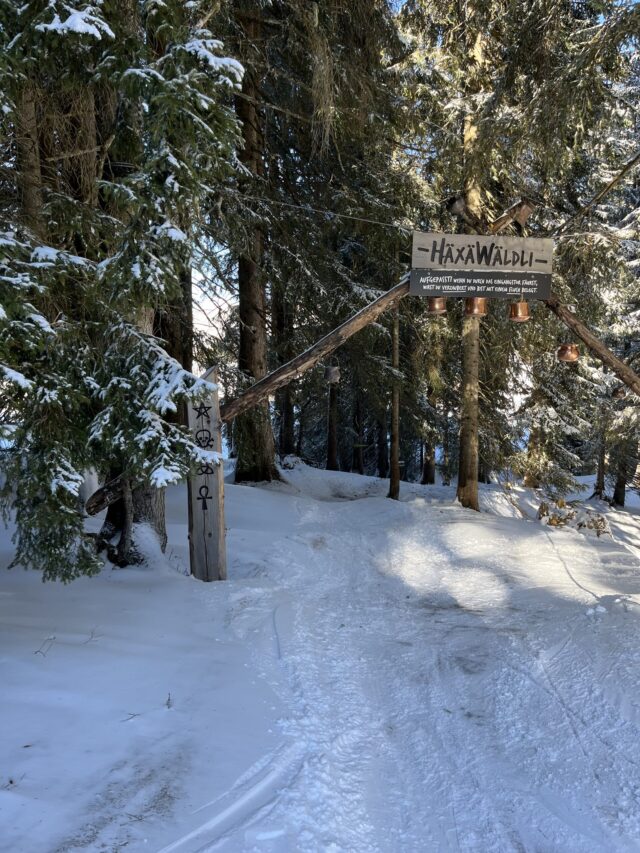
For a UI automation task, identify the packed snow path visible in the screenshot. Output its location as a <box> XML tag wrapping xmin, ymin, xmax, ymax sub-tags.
<box><xmin>219</xmin><ymin>475</ymin><xmax>640</xmax><ymax>853</ymax></box>
<box><xmin>3</xmin><ymin>466</ymin><xmax>640</xmax><ymax>852</ymax></box>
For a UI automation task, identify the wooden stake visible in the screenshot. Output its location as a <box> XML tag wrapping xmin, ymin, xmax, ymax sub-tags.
<box><xmin>187</xmin><ymin>367</ymin><xmax>226</xmax><ymax>581</ymax></box>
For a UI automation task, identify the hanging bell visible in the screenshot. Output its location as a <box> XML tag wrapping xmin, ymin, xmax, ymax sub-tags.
<box><xmin>324</xmin><ymin>365</ymin><xmax>341</xmax><ymax>384</ymax></box>
<box><xmin>556</xmin><ymin>343</ymin><xmax>579</xmax><ymax>363</ymax></box>
<box><xmin>508</xmin><ymin>300</ymin><xmax>531</xmax><ymax>323</ymax></box>
<box><xmin>426</xmin><ymin>296</ymin><xmax>447</xmax><ymax>316</ymax></box>
<box><xmin>465</xmin><ymin>297</ymin><xmax>488</xmax><ymax>317</ymax></box>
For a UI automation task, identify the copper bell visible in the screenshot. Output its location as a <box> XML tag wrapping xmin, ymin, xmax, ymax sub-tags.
<box><xmin>324</xmin><ymin>365</ymin><xmax>341</xmax><ymax>384</ymax></box>
<box><xmin>465</xmin><ymin>297</ymin><xmax>488</xmax><ymax>317</ymax></box>
<box><xmin>556</xmin><ymin>343</ymin><xmax>579</xmax><ymax>363</ymax></box>
<box><xmin>426</xmin><ymin>297</ymin><xmax>447</xmax><ymax>315</ymax></box>
<box><xmin>509</xmin><ymin>300</ymin><xmax>531</xmax><ymax>322</ymax></box>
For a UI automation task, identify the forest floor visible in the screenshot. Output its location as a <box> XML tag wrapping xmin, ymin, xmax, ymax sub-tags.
<box><xmin>2</xmin><ymin>463</ymin><xmax>640</xmax><ymax>853</ymax></box>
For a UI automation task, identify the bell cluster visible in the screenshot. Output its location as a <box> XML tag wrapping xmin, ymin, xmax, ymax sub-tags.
<box><xmin>424</xmin><ymin>298</ymin><xmax>580</xmax><ymax>362</ymax></box>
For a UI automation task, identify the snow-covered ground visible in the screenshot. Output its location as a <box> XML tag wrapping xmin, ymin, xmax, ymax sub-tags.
<box><xmin>2</xmin><ymin>463</ymin><xmax>640</xmax><ymax>852</ymax></box>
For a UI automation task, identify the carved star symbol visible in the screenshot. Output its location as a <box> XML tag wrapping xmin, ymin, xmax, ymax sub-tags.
<box><xmin>194</xmin><ymin>401</ymin><xmax>211</xmax><ymax>421</ymax></box>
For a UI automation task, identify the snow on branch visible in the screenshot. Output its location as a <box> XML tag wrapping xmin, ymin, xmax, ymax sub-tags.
<box><xmin>182</xmin><ymin>39</ymin><xmax>244</xmax><ymax>84</ymax></box>
<box><xmin>35</xmin><ymin>3</ymin><xmax>115</xmax><ymax>40</ymax></box>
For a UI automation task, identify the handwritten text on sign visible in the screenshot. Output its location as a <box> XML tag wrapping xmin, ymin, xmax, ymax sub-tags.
<box><xmin>410</xmin><ymin>231</ymin><xmax>553</xmax><ymax>299</ymax></box>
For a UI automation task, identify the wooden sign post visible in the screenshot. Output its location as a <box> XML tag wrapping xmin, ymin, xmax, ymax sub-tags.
<box><xmin>187</xmin><ymin>367</ymin><xmax>226</xmax><ymax>581</ymax></box>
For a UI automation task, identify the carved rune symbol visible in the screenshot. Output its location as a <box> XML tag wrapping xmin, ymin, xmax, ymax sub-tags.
<box><xmin>195</xmin><ymin>428</ymin><xmax>215</xmax><ymax>449</ymax></box>
<box><xmin>198</xmin><ymin>484</ymin><xmax>212</xmax><ymax>511</ymax></box>
<box><xmin>194</xmin><ymin>402</ymin><xmax>211</xmax><ymax>421</ymax></box>
<box><xmin>197</xmin><ymin>462</ymin><xmax>216</xmax><ymax>477</ymax></box>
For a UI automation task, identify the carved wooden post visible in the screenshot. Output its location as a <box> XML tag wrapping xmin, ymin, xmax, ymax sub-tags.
<box><xmin>188</xmin><ymin>367</ymin><xmax>226</xmax><ymax>581</ymax></box>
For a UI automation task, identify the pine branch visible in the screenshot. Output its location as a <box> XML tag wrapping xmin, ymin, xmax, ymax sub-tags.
<box><xmin>555</xmin><ymin>148</ymin><xmax>640</xmax><ymax>236</ymax></box>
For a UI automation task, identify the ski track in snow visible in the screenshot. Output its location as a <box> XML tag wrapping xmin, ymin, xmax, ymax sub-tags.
<box><xmin>219</xmin><ymin>483</ymin><xmax>640</xmax><ymax>852</ymax></box>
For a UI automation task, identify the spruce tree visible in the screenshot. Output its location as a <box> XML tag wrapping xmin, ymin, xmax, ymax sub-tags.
<box><xmin>399</xmin><ymin>0</ymin><xmax>640</xmax><ymax>502</ymax></box>
<box><xmin>0</xmin><ymin>0</ymin><xmax>241</xmax><ymax>579</ymax></box>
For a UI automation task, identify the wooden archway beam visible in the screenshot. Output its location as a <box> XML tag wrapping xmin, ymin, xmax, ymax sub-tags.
<box><xmin>545</xmin><ymin>294</ymin><xmax>640</xmax><ymax>396</ymax></box>
<box><xmin>219</xmin><ymin>276</ymin><xmax>411</xmax><ymax>423</ymax></box>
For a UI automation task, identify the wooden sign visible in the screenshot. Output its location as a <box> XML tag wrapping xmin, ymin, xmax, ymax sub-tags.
<box><xmin>187</xmin><ymin>367</ymin><xmax>226</xmax><ymax>581</ymax></box>
<box><xmin>410</xmin><ymin>231</ymin><xmax>553</xmax><ymax>299</ymax></box>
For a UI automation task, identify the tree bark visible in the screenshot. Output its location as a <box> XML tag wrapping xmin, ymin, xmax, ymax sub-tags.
<box><xmin>272</xmin><ymin>282</ymin><xmax>296</xmax><ymax>456</ymax></box>
<box><xmin>478</xmin><ymin>458</ymin><xmax>491</xmax><ymax>484</ymax></box>
<box><xmin>592</xmin><ymin>436</ymin><xmax>606</xmax><ymax>499</ymax></box>
<box><xmin>62</xmin><ymin>87</ymin><xmax>98</xmax><ymax>209</ymax></box>
<box><xmin>613</xmin><ymin>469</ymin><xmax>626</xmax><ymax>507</ymax></box>
<box><xmin>388</xmin><ymin>308</ymin><xmax>400</xmax><ymax>500</ymax></box>
<box><xmin>377</xmin><ymin>416</ymin><xmax>389</xmax><ymax>479</ymax></box>
<box><xmin>352</xmin><ymin>394</ymin><xmax>365</xmax><ymax>474</ymax></box>
<box><xmin>612</xmin><ymin>440</ymin><xmax>636</xmax><ymax>507</ymax></box>
<box><xmin>114</xmin><ymin>478</ymin><xmax>134</xmax><ymax>566</ymax></box>
<box><xmin>326</xmin><ymin>383</ymin><xmax>339</xmax><ymax>471</ymax></box>
<box><xmin>278</xmin><ymin>387</ymin><xmax>295</xmax><ymax>456</ymax></box>
<box><xmin>16</xmin><ymin>84</ymin><xmax>44</xmax><ymax>237</ymax></box>
<box><xmin>421</xmin><ymin>443</ymin><xmax>436</xmax><ymax>485</ymax></box>
<box><xmin>132</xmin><ymin>483</ymin><xmax>167</xmax><ymax>550</ymax></box>
<box><xmin>296</xmin><ymin>406</ymin><xmax>305</xmax><ymax>458</ymax></box>
<box><xmin>455</xmin><ymin>5</ymin><xmax>485</xmax><ymax>512</ymax></box>
<box><xmin>523</xmin><ymin>425</ymin><xmax>541</xmax><ymax>488</ymax></box>
<box><xmin>129</xmin><ymin>307</ymin><xmax>169</xmax><ymax>552</ymax></box>
<box><xmin>442</xmin><ymin>424</ymin><xmax>451</xmax><ymax>486</ymax></box>
<box><xmin>457</xmin><ymin>315</ymin><xmax>481</xmax><ymax>510</ymax></box>
<box><xmin>234</xmin><ymin>13</ymin><xmax>278</xmax><ymax>483</ymax></box>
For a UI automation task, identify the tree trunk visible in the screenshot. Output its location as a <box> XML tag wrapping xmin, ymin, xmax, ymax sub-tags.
<box><xmin>352</xmin><ymin>394</ymin><xmax>365</xmax><ymax>474</ymax></box>
<box><xmin>132</xmin><ymin>482</ymin><xmax>168</xmax><ymax>551</ymax></box>
<box><xmin>388</xmin><ymin>308</ymin><xmax>400</xmax><ymax>500</ymax></box>
<box><xmin>296</xmin><ymin>408</ymin><xmax>305</xmax><ymax>458</ymax></box>
<box><xmin>115</xmin><ymin>478</ymin><xmax>134</xmax><ymax>566</ymax></box>
<box><xmin>16</xmin><ymin>84</ymin><xmax>44</xmax><ymax>237</ymax></box>
<box><xmin>455</xmin><ymin>6</ymin><xmax>485</xmax><ymax>512</ymax></box>
<box><xmin>377</xmin><ymin>416</ymin><xmax>389</xmax><ymax>479</ymax></box>
<box><xmin>278</xmin><ymin>388</ymin><xmax>296</xmax><ymax>457</ymax></box>
<box><xmin>272</xmin><ymin>278</ymin><xmax>296</xmax><ymax>457</ymax></box>
<box><xmin>478</xmin><ymin>458</ymin><xmax>491</xmax><ymax>484</ymax></box>
<box><xmin>326</xmin><ymin>383</ymin><xmax>339</xmax><ymax>471</ymax></box>
<box><xmin>592</xmin><ymin>437</ymin><xmax>606</xmax><ymax>499</ymax></box>
<box><xmin>442</xmin><ymin>424</ymin><xmax>451</xmax><ymax>486</ymax></box>
<box><xmin>613</xmin><ymin>469</ymin><xmax>626</xmax><ymax>507</ymax></box>
<box><xmin>421</xmin><ymin>443</ymin><xmax>436</xmax><ymax>485</ymax></box>
<box><xmin>62</xmin><ymin>87</ymin><xmax>98</xmax><ymax>210</ymax></box>
<box><xmin>523</xmin><ymin>425</ymin><xmax>542</xmax><ymax>488</ymax></box>
<box><xmin>612</xmin><ymin>440</ymin><xmax>633</xmax><ymax>507</ymax></box>
<box><xmin>130</xmin><ymin>306</ymin><xmax>169</xmax><ymax>552</ymax></box>
<box><xmin>457</xmin><ymin>315</ymin><xmax>480</xmax><ymax>510</ymax></box>
<box><xmin>233</xmin><ymin>13</ymin><xmax>278</xmax><ymax>483</ymax></box>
